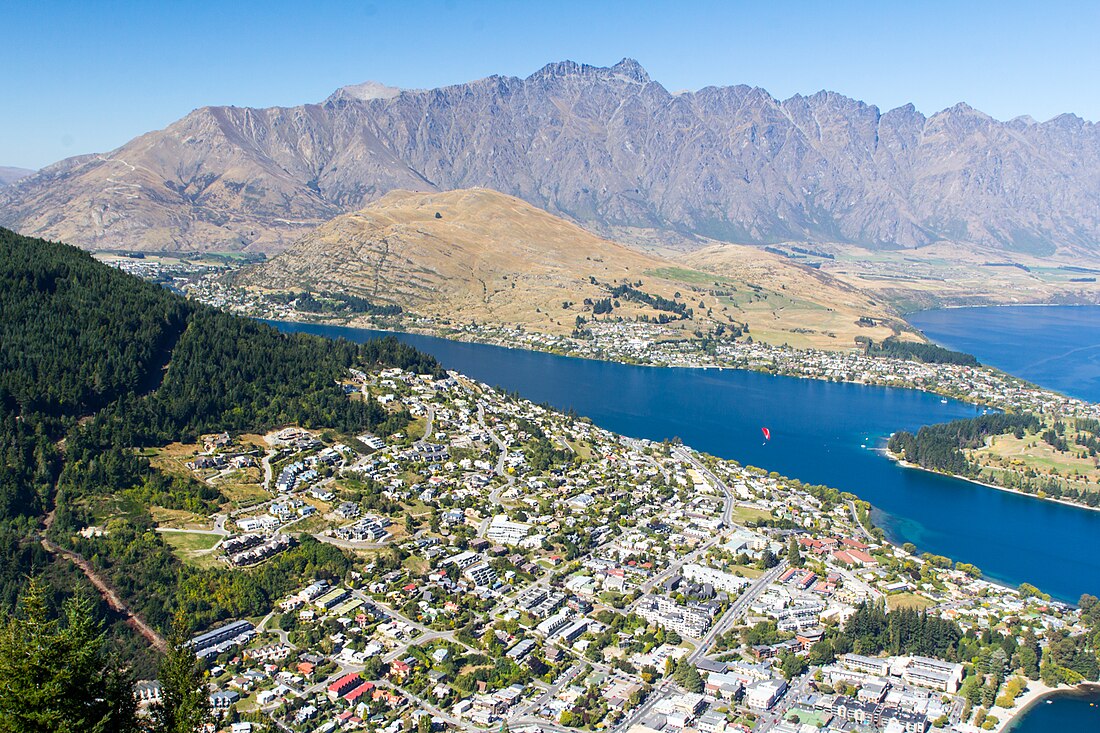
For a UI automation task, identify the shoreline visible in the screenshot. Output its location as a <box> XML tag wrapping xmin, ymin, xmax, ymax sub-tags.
<box><xmin>913</xmin><ymin>302</ymin><xmax>1100</xmax><ymax>312</ymax></box>
<box><xmin>273</xmin><ymin>312</ymin><xmax>1017</xmax><ymax>409</ymax></box>
<box><xmin>998</xmin><ymin>681</ymin><xmax>1100</xmax><ymax>732</ymax></box>
<box><xmin>885</xmin><ymin>450</ymin><xmax>1100</xmax><ymax>517</ymax></box>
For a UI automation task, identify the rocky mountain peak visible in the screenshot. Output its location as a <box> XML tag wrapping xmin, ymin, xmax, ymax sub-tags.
<box><xmin>2</xmin><ymin>60</ymin><xmax>1098</xmax><ymax>257</ymax></box>
<box><xmin>325</xmin><ymin>80</ymin><xmax>407</xmax><ymax>104</ymax></box>
<box><xmin>527</xmin><ymin>58</ymin><xmax>651</xmax><ymax>85</ymax></box>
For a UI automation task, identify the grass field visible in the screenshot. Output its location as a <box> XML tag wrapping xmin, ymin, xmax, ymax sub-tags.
<box><xmin>219</xmin><ymin>482</ymin><xmax>271</xmax><ymax>506</ymax></box>
<box><xmin>729</xmin><ymin>505</ymin><xmax>773</xmax><ymax>525</ymax></box>
<box><xmin>160</xmin><ymin>530</ymin><xmax>222</xmax><ymax>552</ymax></box>
<box><xmin>886</xmin><ymin>592</ymin><xmax>935</xmax><ymax>611</ymax></box>
<box><xmin>150</xmin><ymin>506</ymin><xmax>212</xmax><ymax>530</ymax></box>
<box><xmin>967</xmin><ymin>422</ymin><xmax>1100</xmax><ymax>498</ymax></box>
<box><xmin>644</xmin><ymin>266</ymin><xmax>736</xmax><ymax>286</ymax></box>
<box><xmin>724</xmin><ymin>563</ymin><xmax>764</xmax><ymax>579</ymax></box>
<box><xmin>160</xmin><ymin>530</ymin><xmax>222</xmax><ymax>568</ymax></box>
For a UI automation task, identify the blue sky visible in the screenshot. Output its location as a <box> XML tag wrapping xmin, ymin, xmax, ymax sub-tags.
<box><xmin>4</xmin><ymin>0</ymin><xmax>1098</xmax><ymax>169</ymax></box>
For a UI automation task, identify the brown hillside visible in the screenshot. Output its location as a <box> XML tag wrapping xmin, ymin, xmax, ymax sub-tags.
<box><xmin>239</xmin><ymin>188</ymin><xmax>904</xmax><ymax>348</ymax></box>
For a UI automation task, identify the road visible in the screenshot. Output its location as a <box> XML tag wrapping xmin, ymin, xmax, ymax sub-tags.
<box><xmin>384</xmin><ymin>680</ymin><xmax>473</xmax><ymax>730</ymax></box>
<box><xmin>476</xmin><ymin>402</ymin><xmax>517</xmax><ymax>537</ymax></box>
<box><xmin>614</xmin><ymin>678</ymin><xmax>676</xmax><ymax>731</ymax></box>
<box><xmin>477</xmin><ymin>404</ymin><xmax>511</xmax><ymax>480</ymax></box>
<box><xmin>847</xmin><ymin>499</ymin><xmax>875</xmax><ymax>541</ymax></box>
<box><xmin>688</xmin><ymin>560</ymin><xmax>788</xmax><ymax>664</ymax></box>
<box><xmin>261</xmin><ymin>447</ymin><xmax>276</xmax><ymax>491</ymax></box>
<box><xmin>673</xmin><ymin>446</ymin><xmax>735</xmax><ymax>526</ymax></box>
<box><xmin>256</xmin><ymin>610</ymin><xmax>295</xmax><ymax>647</ymax></box>
<box><xmin>418</xmin><ymin>404</ymin><xmax>436</xmax><ymax>444</ymax></box>
<box><xmin>612</xmin><ymin>561</ymin><xmax>787</xmax><ymax>732</ymax></box>
<box><xmin>625</xmin><ymin>446</ymin><xmax>740</xmax><ymax>609</ymax></box>
<box><xmin>512</xmin><ymin>662</ymin><xmax>584</xmax><ymax>718</ymax></box>
<box><xmin>753</xmin><ymin>665</ymin><xmax>816</xmax><ymax>732</ymax></box>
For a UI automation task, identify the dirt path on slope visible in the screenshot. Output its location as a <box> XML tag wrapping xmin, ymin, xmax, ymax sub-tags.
<box><xmin>39</xmin><ymin>510</ymin><xmax>168</xmax><ymax>653</ymax></box>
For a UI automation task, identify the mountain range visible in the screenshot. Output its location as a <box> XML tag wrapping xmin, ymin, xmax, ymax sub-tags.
<box><xmin>2</xmin><ymin>59</ymin><xmax>1098</xmax><ymax>257</ymax></box>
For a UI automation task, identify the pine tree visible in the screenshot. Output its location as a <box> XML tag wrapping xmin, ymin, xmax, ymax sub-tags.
<box><xmin>150</xmin><ymin>612</ymin><xmax>211</xmax><ymax>733</ymax></box>
<box><xmin>788</xmin><ymin>536</ymin><xmax>803</xmax><ymax>568</ymax></box>
<box><xmin>0</xmin><ymin>578</ymin><xmax>138</xmax><ymax>733</ymax></box>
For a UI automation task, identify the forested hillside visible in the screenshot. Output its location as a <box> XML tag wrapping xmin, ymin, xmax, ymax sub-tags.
<box><xmin>0</xmin><ymin>226</ymin><xmax>443</xmax><ymax>657</ymax></box>
<box><xmin>888</xmin><ymin>414</ymin><xmax>1041</xmax><ymax>475</ymax></box>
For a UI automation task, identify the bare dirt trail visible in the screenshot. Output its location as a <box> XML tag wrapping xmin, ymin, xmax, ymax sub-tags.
<box><xmin>40</xmin><ymin>502</ymin><xmax>168</xmax><ymax>653</ymax></box>
<box><xmin>38</xmin><ymin>535</ymin><xmax>169</xmax><ymax>653</ymax></box>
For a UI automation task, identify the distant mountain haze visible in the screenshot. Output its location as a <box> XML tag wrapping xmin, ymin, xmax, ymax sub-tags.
<box><xmin>2</xmin><ymin>59</ymin><xmax>1097</xmax><ymax>256</ymax></box>
<box><xmin>0</xmin><ymin>166</ymin><xmax>34</xmax><ymax>187</ymax></box>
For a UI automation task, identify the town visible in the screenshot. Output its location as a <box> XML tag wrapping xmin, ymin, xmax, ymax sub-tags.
<box><xmin>168</xmin><ymin>269</ymin><xmax>1100</xmax><ymax>421</ymax></box>
<box><xmin>125</xmin><ymin>360</ymin><xmax>1095</xmax><ymax>733</ymax></box>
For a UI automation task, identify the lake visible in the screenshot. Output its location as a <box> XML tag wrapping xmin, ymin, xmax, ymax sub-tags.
<box><xmin>909</xmin><ymin>305</ymin><xmax>1100</xmax><ymax>733</ymax></box>
<box><xmin>272</xmin><ymin>321</ymin><xmax>1100</xmax><ymax>604</ymax></box>
<box><xmin>909</xmin><ymin>305</ymin><xmax>1100</xmax><ymax>403</ymax></box>
<box><xmin>1005</xmin><ymin>685</ymin><xmax>1100</xmax><ymax>732</ymax></box>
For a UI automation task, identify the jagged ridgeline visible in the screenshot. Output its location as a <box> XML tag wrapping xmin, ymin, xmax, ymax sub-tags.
<box><xmin>0</xmin><ymin>226</ymin><xmax>448</xmax><ymax>635</ymax></box>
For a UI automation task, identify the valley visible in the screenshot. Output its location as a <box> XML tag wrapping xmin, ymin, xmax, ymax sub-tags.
<box><xmin>5</xmin><ymin>30</ymin><xmax>1100</xmax><ymax>733</ymax></box>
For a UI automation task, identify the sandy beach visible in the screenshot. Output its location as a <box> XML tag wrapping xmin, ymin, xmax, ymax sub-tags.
<box><xmin>991</xmin><ymin>680</ymin><xmax>1100</xmax><ymax>731</ymax></box>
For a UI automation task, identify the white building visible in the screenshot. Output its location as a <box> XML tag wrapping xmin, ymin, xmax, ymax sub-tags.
<box><xmin>486</xmin><ymin>515</ymin><xmax>532</xmax><ymax>545</ymax></box>
<box><xmin>682</xmin><ymin>563</ymin><xmax>752</xmax><ymax>594</ymax></box>
<box><xmin>746</xmin><ymin>678</ymin><xmax>787</xmax><ymax>710</ymax></box>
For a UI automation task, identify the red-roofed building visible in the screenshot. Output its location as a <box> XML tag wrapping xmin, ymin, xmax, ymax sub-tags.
<box><xmin>344</xmin><ymin>680</ymin><xmax>374</xmax><ymax>704</ymax></box>
<box><xmin>327</xmin><ymin>672</ymin><xmax>363</xmax><ymax>701</ymax></box>
<box><xmin>841</xmin><ymin>537</ymin><xmax>869</xmax><ymax>550</ymax></box>
<box><xmin>847</xmin><ymin>549</ymin><xmax>876</xmax><ymax>566</ymax></box>
<box><xmin>336</xmin><ymin>710</ymin><xmax>362</xmax><ymax>726</ymax></box>
<box><xmin>297</xmin><ymin>661</ymin><xmax>315</xmax><ymax>676</ymax></box>
<box><xmin>832</xmin><ymin>550</ymin><xmax>855</xmax><ymax>566</ymax></box>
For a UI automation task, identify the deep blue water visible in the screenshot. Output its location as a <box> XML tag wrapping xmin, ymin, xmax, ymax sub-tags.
<box><xmin>272</xmin><ymin>320</ymin><xmax>1100</xmax><ymax>605</ymax></box>
<box><xmin>910</xmin><ymin>306</ymin><xmax>1100</xmax><ymax>733</ymax></box>
<box><xmin>910</xmin><ymin>305</ymin><xmax>1100</xmax><ymax>403</ymax></box>
<box><xmin>1005</xmin><ymin>686</ymin><xmax>1100</xmax><ymax>732</ymax></box>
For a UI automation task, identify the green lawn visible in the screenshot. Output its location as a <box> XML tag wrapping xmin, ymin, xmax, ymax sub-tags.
<box><xmin>644</xmin><ymin>266</ymin><xmax>735</xmax><ymax>286</ymax></box>
<box><xmin>160</xmin><ymin>530</ymin><xmax>222</xmax><ymax>552</ymax></box>
<box><xmin>724</xmin><ymin>563</ymin><xmax>764</xmax><ymax>579</ymax></box>
<box><xmin>729</xmin><ymin>506</ymin><xmax>773</xmax><ymax>525</ymax></box>
<box><xmin>160</xmin><ymin>530</ymin><xmax>223</xmax><ymax>568</ymax></box>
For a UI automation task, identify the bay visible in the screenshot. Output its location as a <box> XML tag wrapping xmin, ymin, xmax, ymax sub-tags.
<box><xmin>1004</xmin><ymin>686</ymin><xmax>1100</xmax><ymax>732</ymax></box>
<box><xmin>906</xmin><ymin>305</ymin><xmax>1100</xmax><ymax>733</ymax></box>
<box><xmin>272</xmin><ymin>320</ymin><xmax>1100</xmax><ymax>603</ymax></box>
<box><xmin>909</xmin><ymin>305</ymin><xmax>1100</xmax><ymax>403</ymax></box>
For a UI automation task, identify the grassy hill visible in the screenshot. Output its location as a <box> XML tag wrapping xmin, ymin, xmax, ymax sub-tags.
<box><xmin>237</xmin><ymin>188</ymin><xmax>907</xmax><ymax>350</ymax></box>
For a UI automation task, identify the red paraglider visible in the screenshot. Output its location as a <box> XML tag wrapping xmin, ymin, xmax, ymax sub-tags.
<box><xmin>761</xmin><ymin>427</ymin><xmax>771</xmax><ymax>441</ymax></box>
